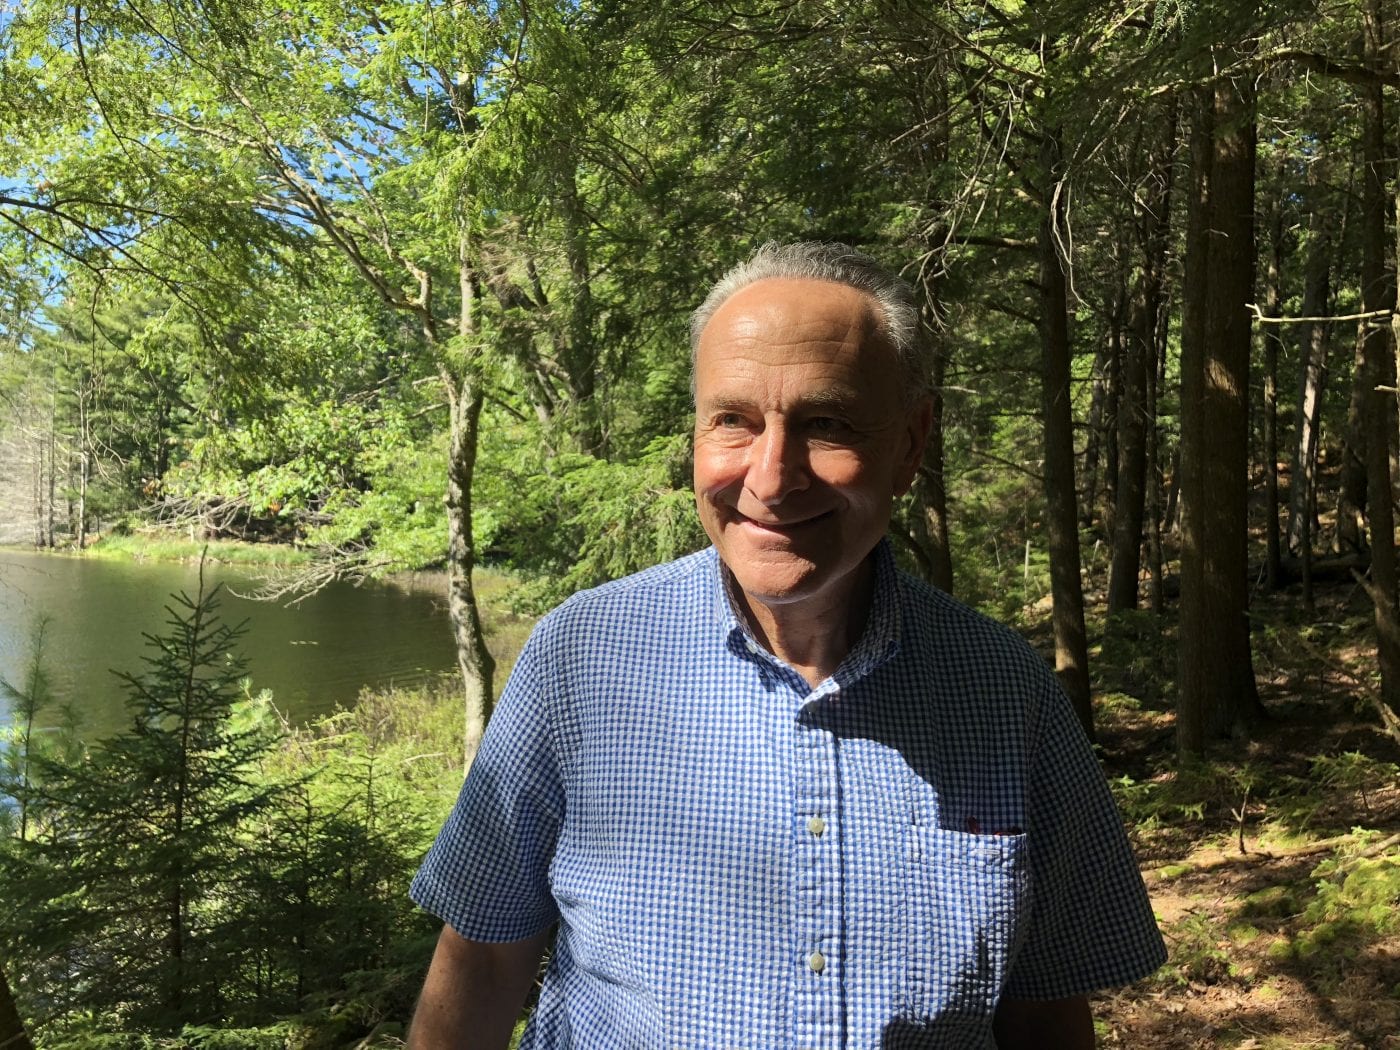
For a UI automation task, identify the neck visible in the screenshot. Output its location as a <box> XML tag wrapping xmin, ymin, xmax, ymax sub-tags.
<box><xmin>735</xmin><ymin>560</ymin><xmax>875</xmax><ymax>688</ymax></box>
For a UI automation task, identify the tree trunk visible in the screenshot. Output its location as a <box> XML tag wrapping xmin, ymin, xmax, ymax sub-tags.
<box><xmin>1108</xmin><ymin>282</ymin><xmax>1148</xmax><ymax>612</ymax></box>
<box><xmin>0</xmin><ymin>959</ymin><xmax>33</xmax><ymax>1050</ymax></box>
<box><xmin>1177</xmin><ymin>84</ymin><xmax>1214</xmax><ymax>757</ymax></box>
<box><xmin>1338</xmin><ymin>327</ymin><xmax>1372</xmax><ymax>553</ymax></box>
<box><xmin>1108</xmin><ymin>110</ymin><xmax>1175</xmax><ymax>613</ymax></box>
<box><xmin>1037</xmin><ymin>130</ymin><xmax>1093</xmax><ymax>737</ymax></box>
<box><xmin>1180</xmin><ymin>64</ymin><xmax>1265</xmax><ymax>756</ymax></box>
<box><xmin>1146</xmin><ymin>331</ymin><xmax>1166</xmax><ymax>615</ymax></box>
<box><xmin>917</xmin><ymin>269</ymin><xmax>954</xmax><ymax>593</ymax></box>
<box><xmin>559</xmin><ymin>172</ymin><xmax>603</xmax><ymax>456</ymax></box>
<box><xmin>450</xmin><ymin>245</ymin><xmax>497</xmax><ymax>769</ymax></box>
<box><xmin>1103</xmin><ymin>317</ymin><xmax>1122</xmax><ymax>539</ymax></box>
<box><xmin>31</xmin><ymin>435</ymin><xmax>42</xmax><ymax>549</ymax></box>
<box><xmin>1082</xmin><ymin>333</ymin><xmax>1110</xmax><ymax>529</ymax></box>
<box><xmin>1287</xmin><ymin>202</ymin><xmax>1332</xmax><ymax>555</ymax></box>
<box><xmin>45</xmin><ymin>374</ymin><xmax>56</xmax><ymax>549</ymax></box>
<box><xmin>77</xmin><ymin>378</ymin><xmax>89</xmax><ymax>551</ymax></box>
<box><xmin>1262</xmin><ymin>187</ymin><xmax>1286</xmax><ymax>589</ymax></box>
<box><xmin>1360</xmin><ymin>0</ymin><xmax>1400</xmax><ymax>713</ymax></box>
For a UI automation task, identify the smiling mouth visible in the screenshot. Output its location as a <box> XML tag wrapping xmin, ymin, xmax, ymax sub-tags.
<box><xmin>734</xmin><ymin>509</ymin><xmax>834</xmax><ymax>533</ymax></box>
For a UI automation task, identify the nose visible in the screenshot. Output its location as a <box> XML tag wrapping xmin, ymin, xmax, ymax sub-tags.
<box><xmin>745</xmin><ymin>422</ymin><xmax>808</xmax><ymax>506</ymax></box>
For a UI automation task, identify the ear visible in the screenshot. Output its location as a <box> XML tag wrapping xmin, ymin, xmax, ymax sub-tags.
<box><xmin>893</xmin><ymin>395</ymin><xmax>934</xmax><ymax>497</ymax></box>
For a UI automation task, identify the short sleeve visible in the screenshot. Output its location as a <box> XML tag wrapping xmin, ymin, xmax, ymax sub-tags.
<box><xmin>1003</xmin><ymin>675</ymin><xmax>1167</xmax><ymax>999</ymax></box>
<box><xmin>409</xmin><ymin>630</ymin><xmax>565</xmax><ymax>942</ymax></box>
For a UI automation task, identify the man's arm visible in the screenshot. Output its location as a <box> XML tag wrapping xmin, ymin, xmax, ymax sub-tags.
<box><xmin>993</xmin><ymin>994</ymin><xmax>1094</xmax><ymax>1050</ymax></box>
<box><xmin>407</xmin><ymin>923</ymin><xmax>551</xmax><ymax>1050</ymax></box>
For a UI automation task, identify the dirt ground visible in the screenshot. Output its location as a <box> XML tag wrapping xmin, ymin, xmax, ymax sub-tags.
<box><xmin>1087</xmin><ymin>585</ymin><xmax>1400</xmax><ymax>1049</ymax></box>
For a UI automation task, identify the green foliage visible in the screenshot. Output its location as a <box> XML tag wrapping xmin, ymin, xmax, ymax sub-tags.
<box><xmin>1</xmin><ymin>576</ymin><xmax>286</xmax><ymax>1034</ymax></box>
<box><xmin>0</xmin><ymin>591</ymin><xmax>465</xmax><ymax>1045</ymax></box>
<box><xmin>1156</xmin><ymin>911</ymin><xmax>1238</xmax><ymax>987</ymax></box>
<box><xmin>0</xmin><ymin>616</ymin><xmax>59</xmax><ymax>841</ymax></box>
<box><xmin>1097</xmin><ymin>609</ymin><xmax>1177</xmax><ymax>704</ymax></box>
<box><xmin>1310</xmin><ymin>752</ymin><xmax>1400</xmax><ymax>818</ymax></box>
<box><xmin>1240</xmin><ymin>885</ymin><xmax>1303</xmax><ymax>920</ymax></box>
<box><xmin>1302</xmin><ymin>844</ymin><xmax>1400</xmax><ymax>947</ymax></box>
<box><xmin>483</xmin><ymin>432</ymin><xmax>708</xmax><ymax>610</ymax></box>
<box><xmin>1110</xmin><ymin>769</ymin><xmax>1210</xmax><ymax>832</ymax></box>
<box><xmin>300</xmin><ymin>422</ymin><xmax>449</xmax><ymax>575</ymax></box>
<box><xmin>86</xmin><ymin>534</ymin><xmax>314</xmax><ymax>568</ymax></box>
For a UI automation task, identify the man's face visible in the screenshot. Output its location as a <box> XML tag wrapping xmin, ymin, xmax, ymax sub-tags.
<box><xmin>693</xmin><ymin>277</ymin><xmax>931</xmax><ymax>618</ymax></box>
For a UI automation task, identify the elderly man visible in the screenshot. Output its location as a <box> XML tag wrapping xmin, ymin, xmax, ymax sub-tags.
<box><xmin>408</xmin><ymin>242</ymin><xmax>1165</xmax><ymax>1049</ymax></box>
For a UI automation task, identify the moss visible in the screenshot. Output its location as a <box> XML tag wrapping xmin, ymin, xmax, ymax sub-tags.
<box><xmin>1227</xmin><ymin>923</ymin><xmax>1261</xmax><ymax>945</ymax></box>
<box><xmin>1266</xmin><ymin>936</ymin><xmax>1296</xmax><ymax>961</ymax></box>
<box><xmin>1294</xmin><ymin>921</ymin><xmax>1342</xmax><ymax>958</ymax></box>
<box><xmin>1241</xmin><ymin>885</ymin><xmax>1301</xmax><ymax>918</ymax></box>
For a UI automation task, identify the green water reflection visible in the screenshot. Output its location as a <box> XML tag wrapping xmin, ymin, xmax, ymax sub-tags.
<box><xmin>0</xmin><ymin>549</ymin><xmax>460</xmax><ymax>737</ymax></box>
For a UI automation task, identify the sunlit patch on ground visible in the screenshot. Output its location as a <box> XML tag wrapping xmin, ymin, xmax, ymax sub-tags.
<box><xmin>1088</xmin><ymin>583</ymin><xmax>1400</xmax><ymax>1050</ymax></box>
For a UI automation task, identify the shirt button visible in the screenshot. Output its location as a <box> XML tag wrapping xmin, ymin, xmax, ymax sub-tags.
<box><xmin>807</xmin><ymin>950</ymin><xmax>826</xmax><ymax>973</ymax></box>
<box><xmin>807</xmin><ymin>816</ymin><xmax>826</xmax><ymax>837</ymax></box>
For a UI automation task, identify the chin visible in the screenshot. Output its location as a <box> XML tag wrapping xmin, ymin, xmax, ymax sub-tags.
<box><xmin>728</xmin><ymin>564</ymin><xmax>831</xmax><ymax>608</ymax></box>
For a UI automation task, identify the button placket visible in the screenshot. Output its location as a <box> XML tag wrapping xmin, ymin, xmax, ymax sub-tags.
<box><xmin>791</xmin><ymin>696</ymin><xmax>842</xmax><ymax>1050</ymax></box>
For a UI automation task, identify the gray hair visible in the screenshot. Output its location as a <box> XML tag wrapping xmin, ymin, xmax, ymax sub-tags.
<box><xmin>689</xmin><ymin>241</ymin><xmax>932</xmax><ymax>399</ymax></box>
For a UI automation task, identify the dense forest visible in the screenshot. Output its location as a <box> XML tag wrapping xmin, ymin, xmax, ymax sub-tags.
<box><xmin>2</xmin><ymin>0</ymin><xmax>1400</xmax><ymax>1046</ymax></box>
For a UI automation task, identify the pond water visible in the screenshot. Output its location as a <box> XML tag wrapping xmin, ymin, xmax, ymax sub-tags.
<box><xmin>0</xmin><ymin>549</ymin><xmax>463</xmax><ymax>739</ymax></box>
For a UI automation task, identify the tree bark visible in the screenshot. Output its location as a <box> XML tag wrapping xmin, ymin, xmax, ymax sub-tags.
<box><xmin>559</xmin><ymin>171</ymin><xmax>603</xmax><ymax>456</ymax></box>
<box><xmin>1103</xmin><ymin>317</ymin><xmax>1122</xmax><ymax>538</ymax></box>
<box><xmin>1177</xmin><ymin>84</ymin><xmax>1214</xmax><ymax>758</ymax></box>
<box><xmin>45</xmin><ymin>373</ymin><xmax>56</xmax><ymax>549</ymax></box>
<box><xmin>1197</xmin><ymin>64</ymin><xmax>1265</xmax><ymax>740</ymax></box>
<box><xmin>450</xmin><ymin>239</ymin><xmax>497</xmax><ymax>769</ymax></box>
<box><xmin>1037</xmin><ymin>130</ymin><xmax>1093</xmax><ymax>737</ymax></box>
<box><xmin>1286</xmin><ymin>198</ymin><xmax>1332</xmax><ymax>555</ymax></box>
<box><xmin>1108</xmin><ymin>108</ymin><xmax>1175</xmax><ymax>612</ymax></box>
<box><xmin>1338</xmin><ymin>323</ymin><xmax>1372</xmax><ymax>553</ymax></box>
<box><xmin>77</xmin><ymin>374</ymin><xmax>89</xmax><ymax>551</ymax></box>
<box><xmin>1360</xmin><ymin>0</ymin><xmax>1400</xmax><ymax>713</ymax></box>
<box><xmin>1082</xmin><ymin>333</ymin><xmax>1111</xmax><ymax>529</ymax></box>
<box><xmin>918</xmin><ymin>332</ymin><xmax>955</xmax><ymax>593</ymax></box>
<box><xmin>1261</xmin><ymin>184</ymin><xmax>1286</xmax><ymax>589</ymax></box>
<box><xmin>1108</xmin><ymin>280</ymin><xmax>1148</xmax><ymax>611</ymax></box>
<box><xmin>913</xmin><ymin>257</ymin><xmax>955</xmax><ymax>594</ymax></box>
<box><xmin>0</xmin><ymin>959</ymin><xmax>33</xmax><ymax>1050</ymax></box>
<box><xmin>1147</xmin><ymin>291</ymin><xmax>1166</xmax><ymax>614</ymax></box>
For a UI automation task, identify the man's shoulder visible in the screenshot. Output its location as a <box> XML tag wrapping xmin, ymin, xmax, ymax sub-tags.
<box><xmin>893</xmin><ymin>569</ymin><xmax>1055</xmax><ymax>684</ymax></box>
<box><xmin>540</xmin><ymin>547</ymin><xmax>716</xmax><ymax>631</ymax></box>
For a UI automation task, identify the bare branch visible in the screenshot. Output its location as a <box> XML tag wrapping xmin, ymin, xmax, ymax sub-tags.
<box><xmin>1248</xmin><ymin>304</ymin><xmax>1393</xmax><ymax>325</ymax></box>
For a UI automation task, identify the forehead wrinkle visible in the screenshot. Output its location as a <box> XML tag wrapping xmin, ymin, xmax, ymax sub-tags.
<box><xmin>713</xmin><ymin>279</ymin><xmax>881</xmax><ymax>345</ymax></box>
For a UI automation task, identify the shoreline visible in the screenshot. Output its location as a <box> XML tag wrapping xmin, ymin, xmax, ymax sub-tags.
<box><xmin>1</xmin><ymin>532</ymin><xmax>313</xmax><ymax>569</ymax></box>
<box><xmin>0</xmin><ymin>536</ymin><xmax>511</xmax><ymax>605</ymax></box>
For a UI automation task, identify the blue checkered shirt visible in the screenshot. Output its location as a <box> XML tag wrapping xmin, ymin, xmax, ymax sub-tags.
<box><xmin>411</xmin><ymin>542</ymin><xmax>1165</xmax><ymax>1048</ymax></box>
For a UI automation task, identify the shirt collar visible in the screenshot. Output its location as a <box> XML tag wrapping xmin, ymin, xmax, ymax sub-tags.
<box><xmin>707</xmin><ymin>538</ymin><xmax>903</xmax><ymax>688</ymax></box>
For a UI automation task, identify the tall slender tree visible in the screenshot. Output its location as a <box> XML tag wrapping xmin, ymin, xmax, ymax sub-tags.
<box><xmin>1178</xmin><ymin>51</ymin><xmax>1265</xmax><ymax>754</ymax></box>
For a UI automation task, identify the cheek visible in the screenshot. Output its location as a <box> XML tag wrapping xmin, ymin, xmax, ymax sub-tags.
<box><xmin>693</xmin><ymin>444</ymin><xmax>747</xmax><ymax>495</ymax></box>
<box><xmin>810</xmin><ymin>451</ymin><xmax>880</xmax><ymax>492</ymax></box>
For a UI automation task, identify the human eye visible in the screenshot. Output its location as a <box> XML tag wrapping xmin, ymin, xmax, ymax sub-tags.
<box><xmin>806</xmin><ymin>416</ymin><xmax>853</xmax><ymax>440</ymax></box>
<box><xmin>706</xmin><ymin>409</ymin><xmax>755</xmax><ymax>432</ymax></box>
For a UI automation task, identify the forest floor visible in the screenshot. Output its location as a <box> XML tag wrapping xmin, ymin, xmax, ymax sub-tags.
<box><xmin>1085</xmin><ymin>580</ymin><xmax>1400</xmax><ymax>1050</ymax></box>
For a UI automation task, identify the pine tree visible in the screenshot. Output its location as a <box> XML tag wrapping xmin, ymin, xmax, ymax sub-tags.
<box><xmin>0</xmin><ymin>567</ymin><xmax>283</xmax><ymax>1035</ymax></box>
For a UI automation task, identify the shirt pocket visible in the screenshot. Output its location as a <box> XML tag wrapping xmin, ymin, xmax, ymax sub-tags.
<box><xmin>903</xmin><ymin>826</ymin><xmax>1030</xmax><ymax>1025</ymax></box>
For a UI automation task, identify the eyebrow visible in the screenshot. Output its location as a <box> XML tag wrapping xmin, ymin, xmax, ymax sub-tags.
<box><xmin>697</xmin><ymin>389</ymin><xmax>863</xmax><ymax>413</ymax></box>
<box><xmin>799</xmin><ymin>388</ymin><xmax>861</xmax><ymax>411</ymax></box>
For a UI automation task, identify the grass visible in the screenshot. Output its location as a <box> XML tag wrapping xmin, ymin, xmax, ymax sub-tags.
<box><xmin>82</xmin><ymin>530</ymin><xmax>316</xmax><ymax>567</ymax></box>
